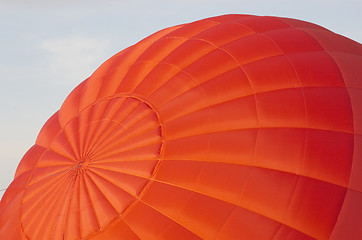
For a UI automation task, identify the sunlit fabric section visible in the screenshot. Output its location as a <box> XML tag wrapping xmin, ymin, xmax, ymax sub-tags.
<box><xmin>0</xmin><ymin>14</ymin><xmax>361</xmax><ymax>240</ymax></box>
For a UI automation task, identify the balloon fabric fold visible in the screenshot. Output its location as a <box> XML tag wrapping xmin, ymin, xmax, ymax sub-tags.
<box><xmin>1</xmin><ymin>14</ymin><xmax>362</xmax><ymax>240</ymax></box>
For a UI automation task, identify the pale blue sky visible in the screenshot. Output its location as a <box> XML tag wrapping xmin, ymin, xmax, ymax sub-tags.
<box><xmin>0</xmin><ymin>0</ymin><xmax>361</xmax><ymax>198</ymax></box>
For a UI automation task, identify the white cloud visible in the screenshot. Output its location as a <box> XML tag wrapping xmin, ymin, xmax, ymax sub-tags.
<box><xmin>40</xmin><ymin>35</ymin><xmax>111</xmax><ymax>85</ymax></box>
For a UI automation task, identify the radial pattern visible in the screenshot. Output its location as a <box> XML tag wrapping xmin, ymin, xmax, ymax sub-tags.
<box><xmin>1</xmin><ymin>14</ymin><xmax>362</xmax><ymax>240</ymax></box>
<box><xmin>21</xmin><ymin>96</ymin><xmax>164</xmax><ymax>239</ymax></box>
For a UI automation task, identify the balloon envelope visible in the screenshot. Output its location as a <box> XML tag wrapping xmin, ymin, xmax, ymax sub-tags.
<box><xmin>1</xmin><ymin>14</ymin><xmax>362</xmax><ymax>240</ymax></box>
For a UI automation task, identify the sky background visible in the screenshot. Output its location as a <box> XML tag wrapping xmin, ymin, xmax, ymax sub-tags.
<box><xmin>0</xmin><ymin>0</ymin><xmax>361</xmax><ymax>198</ymax></box>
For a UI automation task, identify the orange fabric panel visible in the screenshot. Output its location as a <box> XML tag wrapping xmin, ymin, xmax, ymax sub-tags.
<box><xmin>1</xmin><ymin>14</ymin><xmax>361</xmax><ymax>240</ymax></box>
<box><xmin>222</xmin><ymin>34</ymin><xmax>283</xmax><ymax>65</ymax></box>
<box><xmin>347</xmin><ymin>88</ymin><xmax>362</xmax><ymax>137</ymax></box>
<box><xmin>91</xmin><ymin>220</ymin><xmax>141</xmax><ymax>240</ymax></box>
<box><xmin>272</xmin><ymin>225</ymin><xmax>316</xmax><ymax>240</ymax></box>
<box><xmin>234</xmin><ymin>15</ymin><xmax>291</xmax><ymax>33</ymax></box>
<box><xmin>35</xmin><ymin>111</ymin><xmax>62</xmax><ymax>147</ymax></box>
<box><xmin>256</xmin><ymin>88</ymin><xmax>307</xmax><ymax>128</ymax></box>
<box><xmin>240</xmin><ymin>168</ymin><xmax>300</xmax><ymax>221</ymax></box>
<box><xmin>58</xmin><ymin>78</ymin><xmax>88</xmax><ymax>127</ymax></box>
<box><xmin>217</xmin><ymin>207</ymin><xmax>315</xmax><ymax>240</ymax></box>
<box><xmin>330</xmin><ymin>52</ymin><xmax>362</xmax><ymax>89</ymax></box>
<box><xmin>285</xmin><ymin>177</ymin><xmax>346</xmax><ymax>239</ymax></box>
<box><xmin>330</xmin><ymin>189</ymin><xmax>362</xmax><ymax>240</ymax></box>
<box><xmin>243</xmin><ymin>54</ymin><xmax>300</xmax><ymax>92</ymax></box>
<box><xmin>141</xmin><ymin>181</ymin><xmax>236</xmax><ymax>239</ymax></box>
<box><xmin>262</xmin><ymin>27</ymin><xmax>324</xmax><ymax>53</ymax></box>
<box><xmin>155</xmin><ymin>161</ymin><xmax>251</xmax><ymax>204</ymax></box>
<box><xmin>302</xmin><ymin>27</ymin><xmax>362</xmax><ymax>54</ymax></box>
<box><xmin>164</xmin><ymin>129</ymin><xmax>258</xmax><ymax>165</ymax></box>
<box><xmin>255</xmin><ymin>128</ymin><xmax>306</xmax><ymax>174</ymax></box>
<box><xmin>14</xmin><ymin>145</ymin><xmax>47</xmax><ymax>178</ymax></box>
<box><xmin>349</xmin><ymin>134</ymin><xmax>362</xmax><ymax>192</ymax></box>
<box><xmin>288</xmin><ymin>52</ymin><xmax>346</xmax><ymax>87</ymax></box>
<box><xmin>194</xmin><ymin>21</ymin><xmax>254</xmax><ymax>46</ymax></box>
<box><xmin>0</xmin><ymin>171</ymin><xmax>30</xmax><ymax>210</ymax></box>
<box><xmin>124</xmin><ymin>201</ymin><xmax>202</xmax><ymax>240</ymax></box>
<box><xmin>0</xmin><ymin>193</ymin><xmax>23</xmax><ymax>240</ymax></box>
<box><xmin>303</xmin><ymin>87</ymin><xmax>353</xmax><ymax>133</ymax></box>
<box><xmin>303</xmin><ymin>129</ymin><xmax>353</xmax><ymax>186</ymax></box>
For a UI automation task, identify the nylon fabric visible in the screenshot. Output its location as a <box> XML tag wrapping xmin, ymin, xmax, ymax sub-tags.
<box><xmin>1</xmin><ymin>14</ymin><xmax>362</xmax><ymax>240</ymax></box>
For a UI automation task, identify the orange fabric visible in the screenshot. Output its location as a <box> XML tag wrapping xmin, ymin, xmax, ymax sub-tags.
<box><xmin>1</xmin><ymin>14</ymin><xmax>362</xmax><ymax>240</ymax></box>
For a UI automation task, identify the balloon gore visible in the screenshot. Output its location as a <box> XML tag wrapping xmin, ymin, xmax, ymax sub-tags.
<box><xmin>1</xmin><ymin>14</ymin><xmax>362</xmax><ymax>240</ymax></box>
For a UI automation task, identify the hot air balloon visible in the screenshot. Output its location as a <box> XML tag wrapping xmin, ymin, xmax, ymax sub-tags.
<box><xmin>1</xmin><ymin>14</ymin><xmax>361</xmax><ymax>240</ymax></box>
